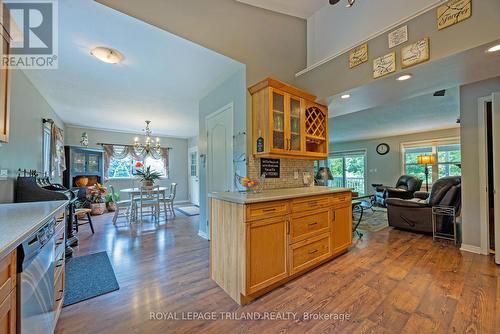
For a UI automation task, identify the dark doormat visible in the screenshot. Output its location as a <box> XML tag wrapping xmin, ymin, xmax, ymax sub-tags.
<box><xmin>63</xmin><ymin>251</ymin><xmax>119</xmax><ymax>307</ymax></box>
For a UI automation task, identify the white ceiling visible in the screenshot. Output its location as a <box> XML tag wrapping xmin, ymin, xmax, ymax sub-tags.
<box><xmin>235</xmin><ymin>0</ymin><xmax>327</xmax><ymax>19</ymax></box>
<box><xmin>327</xmin><ymin>40</ymin><xmax>500</xmax><ymax>117</ymax></box>
<box><xmin>22</xmin><ymin>0</ymin><xmax>242</xmax><ymax>138</ymax></box>
<box><xmin>330</xmin><ymin>87</ymin><xmax>459</xmax><ymax>143</ymax></box>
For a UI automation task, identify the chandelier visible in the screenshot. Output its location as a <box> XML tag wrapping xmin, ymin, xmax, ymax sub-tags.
<box><xmin>133</xmin><ymin>120</ymin><xmax>161</xmax><ymax>155</ymax></box>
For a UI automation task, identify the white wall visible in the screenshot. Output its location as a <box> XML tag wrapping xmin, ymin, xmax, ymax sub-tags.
<box><xmin>65</xmin><ymin>126</ymin><xmax>190</xmax><ymax>202</ymax></box>
<box><xmin>332</xmin><ymin>127</ymin><xmax>460</xmax><ymax>193</ymax></box>
<box><xmin>198</xmin><ymin>68</ymin><xmax>246</xmax><ymax>237</ymax></box>
<box><xmin>307</xmin><ymin>0</ymin><xmax>442</xmax><ymax>66</ymax></box>
<box><xmin>460</xmin><ymin>77</ymin><xmax>500</xmax><ymax>249</ymax></box>
<box><xmin>0</xmin><ymin>70</ymin><xmax>64</xmax><ymax>203</ymax></box>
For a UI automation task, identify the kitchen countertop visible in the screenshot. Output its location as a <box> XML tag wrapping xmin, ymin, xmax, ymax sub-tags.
<box><xmin>209</xmin><ymin>187</ymin><xmax>351</xmax><ymax>204</ymax></box>
<box><xmin>0</xmin><ymin>200</ymin><xmax>68</xmax><ymax>259</ymax></box>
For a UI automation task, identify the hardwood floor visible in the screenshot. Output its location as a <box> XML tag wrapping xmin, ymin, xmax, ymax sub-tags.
<box><xmin>56</xmin><ymin>212</ymin><xmax>500</xmax><ymax>334</ymax></box>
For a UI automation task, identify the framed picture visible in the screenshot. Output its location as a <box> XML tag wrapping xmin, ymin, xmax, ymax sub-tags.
<box><xmin>349</xmin><ymin>43</ymin><xmax>368</xmax><ymax>69</ymax></box>
<box><xmin>388</xmin><ymin>25</ymin><xmax>408</xmax><ymax>49</ymax></box>
<box><xmin>373</xmin><ymin>52</ymin><xmax>396</xmax><ymax>79</ymax></box>
<box><xmin>401</xmin><ymin>37</ymin><xmax>430</xmax><ymax>69</ymax></box>
<box><xmin>437</xmin><ymin>0</ymin><xmax>472</xmax><ymax>30</ymax></box>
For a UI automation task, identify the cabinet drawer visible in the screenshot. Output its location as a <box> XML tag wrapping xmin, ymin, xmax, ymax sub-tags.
<box><xmin>330</xmin><ymin>193</ymin><xmax>351</xmax><ymax>206</ymax></box>
<box><xmin>291</xmin><ymin>196</ymin><xmax>330</xmax><ymax>213</ymax></box>
<box><xmin>289</xmin><ymin>233</ymin><xmax>332</xmax><ymax>275</ymax></box>
<box><xmin>246</xmin><ymin>201</ymin><xmax>289</xmax><ymax>221</ymax></box>
<box><xmin>0</xmin><ymin>250</ymin><xmax>16</xmax><ymax>303</ymax></box>
<box><xmin>290</xmin><ymin>209</ymin><xmax>330</xmax><ymax>243</ymax></box>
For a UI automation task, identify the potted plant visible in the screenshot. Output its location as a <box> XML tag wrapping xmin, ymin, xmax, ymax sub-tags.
<box><xmin>135</xmin><ymin>162</ymin><xmax>162</xmax><ymax>187</ymax></box>
<box><xmin>88</xmin><ymin>183</ymin><xmax>107</xmax><ymax>215</ymax></box>
<box><xmin>105</xmin><ymin>192</ymin><xmax>118</xmax><ymax>212</ymax></box>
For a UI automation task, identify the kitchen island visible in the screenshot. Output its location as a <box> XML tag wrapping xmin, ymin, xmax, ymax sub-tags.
<box><xmin>0</xmin><ymin>200</ymin><xmax>68</xmax><ymax>334</ymax></box>
<box><xmin>209</xmin><ymin>187</ymin><xmax>352</xmax><ymax>305</ymax></box>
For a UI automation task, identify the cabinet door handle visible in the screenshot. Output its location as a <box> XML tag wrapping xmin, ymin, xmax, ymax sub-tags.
<box><xmin>308</xmin><ymin>201</ymin><xmax>318</xmax><ymax>207</ymax></box>
<box><xmin>286</xmin><ymin>220</ymin><xmax>290</xmax><ymax>235</ymax></box>
<box><xmin>263</xmin><ymin>208</ymin><xmax>276</xmax><ymax>212</ymax></box>
<box><xmin>333</xmin><ymin>211</ymin><xmax>336</xmax><ymax>221</ymax></box>
<box><xmin>308</xmin><ymin>249</ymin><xmax>318</xmax><ymax>255</ymax></box>
<box><xmin>308</xmin><ymin>222</ymin><xmax>318</xmax><ymax>227</ymax></box>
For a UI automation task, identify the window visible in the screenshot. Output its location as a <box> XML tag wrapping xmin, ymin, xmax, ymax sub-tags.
<box><xmin>402</xmin><ymin>139</ymin><xmax>461</xmax><ymax>185</ymax></box>
<box><xmin>107</xmin><ymin>147</ymin><xmax>168</xmax><ymax>179</ymax></box>
<box><xmin>315</xmin><ymin>150</ymin><xmax>366</xmax><ymax>195</ymax></box>
<box><xmin>190</xmin><ymin>152</ymin><xmax>197</xmax><ymax>177</ymax></box>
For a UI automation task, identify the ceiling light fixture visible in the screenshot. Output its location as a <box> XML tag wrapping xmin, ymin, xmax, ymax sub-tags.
<box><xmin>329</xmin><ymin>0</ymin><xmax>356</xmax><ymax>7</ymax></box>
<box><xmin>90</xmin><ymin>46</ymin><xmax>124</xmax><ymax>64</ymax></box>
<box><xmin>134</xmin><ymin>121</ymin><xmax>161</xmax><ymax>155</ymax></box>
<box><xmin>341</xmin><ymin>94</ymin><xmax>351</xmax><ymax>99</ymax></box>
<box><xmin>487</xmin><ymin>44</ymin><xmax>500</xmax><ymax>53</ymax></box>
<box><xmin>397</xmin><ymin>74</ymin><xmax>412</xmax><ymax>81</ymax></box>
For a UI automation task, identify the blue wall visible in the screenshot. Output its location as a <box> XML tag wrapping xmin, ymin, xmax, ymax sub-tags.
<box><xmin>198</xmin><ymin>67</ymin><xmax>246</xmax><ymax>237</ymax></box>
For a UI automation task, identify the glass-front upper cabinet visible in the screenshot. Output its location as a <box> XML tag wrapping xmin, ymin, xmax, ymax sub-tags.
<box><xmin>87</xmin><ymin>153</ymin><xmax>100</xmax><ymax>173</ymax></box>
<box><xmin>72</xmin><ymin>151</ymin><xmax>86</xmax><ymax>173</ymax></box>
<box><xmin>271</xmin><ymin>89</ymin><xmax>285</xmax><ymax>151</ymax></box>
<box><xmin>288</xmin><ymin>96</ymin><xmax>303</xmax><ymax>153</ymax></box>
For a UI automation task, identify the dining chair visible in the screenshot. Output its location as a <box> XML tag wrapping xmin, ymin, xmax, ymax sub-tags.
<box><xmin>108</xmin><ymin>184</ymin><xmax>133</xmax><ymax>224</ymax></box>
<box><xmin>161</xmin><ymin>183</ymin><xmax>177</xmax><ymax>218</ymax></box>
<box><xmin>135</xmin><ymin>186</ymin><xmax>161</xmax><ymax>221</ymax></box>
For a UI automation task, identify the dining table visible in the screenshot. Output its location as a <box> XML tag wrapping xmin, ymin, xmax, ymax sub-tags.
<box><xmin>120</xmin><ymin>187</ymin><xmax>169</xmax><ymax>222</ymax></box>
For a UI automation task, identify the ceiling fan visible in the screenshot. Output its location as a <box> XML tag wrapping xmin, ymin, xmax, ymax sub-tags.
<box><xmin>329</xmin><ymin>0</ymin><xmax>356</xmax><ymax>7</ymax></box>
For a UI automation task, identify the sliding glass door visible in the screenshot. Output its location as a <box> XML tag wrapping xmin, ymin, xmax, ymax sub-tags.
<box><xmin>316</xmin><ymin>151</ymin><xmax>366</xmax><ymax>195</ymax></box>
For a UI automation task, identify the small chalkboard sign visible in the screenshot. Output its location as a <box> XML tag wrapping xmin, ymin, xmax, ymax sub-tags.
<box><xmin>256</xmin><ymin>137</ymin><xmax>264</xmax><ymax>153</ymax></box>
<box><xmin>261</xmin><ymin>158</ymin><xmax>280</xmax><ymax>178</ymax></box>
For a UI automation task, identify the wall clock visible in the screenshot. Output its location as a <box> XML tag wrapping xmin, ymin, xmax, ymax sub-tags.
<box><xmin>376</xmin><ymin>143</ymin><xmax>390</xmax><ymax>155</ymax></box>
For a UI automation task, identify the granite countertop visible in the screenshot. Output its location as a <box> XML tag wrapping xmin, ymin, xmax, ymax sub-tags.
<box><xmin>0</xmin><ymin>200</ymin><xmax>68</xmax><ymax>259</ymax></box>
<box><xmin>209</xmin><ymin>187</ymin><xmax>351</xmax><ymax>204</ymax></box>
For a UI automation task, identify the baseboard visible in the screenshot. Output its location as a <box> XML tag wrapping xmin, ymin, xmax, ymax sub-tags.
<box><xmin>198</xmin><ymin>230</ymin><xmax>209</xmax><ymax>240</ymax></box>
<box><xmin>460</xmin><ymin>244</ymin><xmax>482</xmax><ymax>254</ymax></box>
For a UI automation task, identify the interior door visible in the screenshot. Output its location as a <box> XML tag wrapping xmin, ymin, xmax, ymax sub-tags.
<box><xmin>492</xmin><ymin>92</ymin><xmax>500</xmax><ymax>264</ymax></box>
<box><xmin>206</xmin><ymin>104</ymin><xmax>233</xmax><ymax>196</ymax></box>
<box><xmin>188</xmin><ymin>147</ymin><xmax>200</xmax><ymax>206</ymax></box>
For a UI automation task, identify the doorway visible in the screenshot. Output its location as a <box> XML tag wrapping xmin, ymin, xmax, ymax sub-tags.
<box><xmin>479</xmin><ymin>93</ymin><xmax>500</xmax><ymax>264</ymax></box>
<box><xmin>188</xmin><ymin>147</ymin><xmax>200</xmax><ymax>206</ymax></box>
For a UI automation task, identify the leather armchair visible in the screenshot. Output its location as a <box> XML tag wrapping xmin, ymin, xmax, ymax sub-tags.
<box><xmin>373</xmin><ymin>175</ymin><xmax>423</xmax><ymax>207</ymax></box>
<box><xmin>386</xmin><ymin>176</ymin><xmax>461</xmax><ymax>234</ymax></box>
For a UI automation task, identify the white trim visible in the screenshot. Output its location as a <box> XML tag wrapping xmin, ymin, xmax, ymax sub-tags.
<box><xmin>64</xmin><ymin>123</ymin><xmax>192</xmax><ymax>140</ymax></box>
<box><xmin>297</xmin><ymin>0</ymin><xmax>447</xmax><ymax>77</ymax></box>
<box><xmin>198</xmin><ymin>230</ymin><xmax>209</xmax><ymax>240</ymax></box>
<box><xmin>477</xmin><ymin>96</ymin><xmax>492</xmax><ymax>256</ymax></box>
<box><xmin>460</xmin><ymin>244</ymin><xmax>482</xmax><ymax>255</ymax></box>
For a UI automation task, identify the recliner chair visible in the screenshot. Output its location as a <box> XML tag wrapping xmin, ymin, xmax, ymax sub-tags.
<box><xmin>386</xmin><ymin>176</ymin><xmax>461</xmax><ymax>234</ymax></box>
<box><xmin>373</xmin><ymin>175</ymin><xmax>423</xmax><ymax>207</ymax></box>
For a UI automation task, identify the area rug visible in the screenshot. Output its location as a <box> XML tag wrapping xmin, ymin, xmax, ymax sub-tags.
<box><xmin>175</xmin><ymin>205</ymin><xmax>200</xmax><ymax>216</ymax></box>
<box><xmin>64</xmin><ymin>251</ymin><xmax>119</xmax><ymax>307</ymax></box>
<box><xmin>354</xmin><ymin>208</ymin><xmax>389</xmax><ymax>232</ymax></box>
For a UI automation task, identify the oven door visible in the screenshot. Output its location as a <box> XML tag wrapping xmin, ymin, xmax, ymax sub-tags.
<box><xmin>19</xmin><ymin>236</ymin><xmax>55</xmax><ymax>334</ymax></box>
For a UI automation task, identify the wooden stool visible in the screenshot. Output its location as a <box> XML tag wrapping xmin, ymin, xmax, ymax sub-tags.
<box><xmin>74</xmin><ymin>208</ymin><xmax>94</xmax><ymax>234</ymax></box>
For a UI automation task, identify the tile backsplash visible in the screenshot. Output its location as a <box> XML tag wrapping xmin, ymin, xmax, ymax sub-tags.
<box><xmin>247</xmin><ymin>155</ymin><xmax>314</xmax><ymax>189</ymax></box>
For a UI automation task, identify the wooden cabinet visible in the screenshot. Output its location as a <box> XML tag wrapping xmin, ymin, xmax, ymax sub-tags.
<box><xmin>332</xmin><ymin>205</ymin><xmax>353</xmax><ymax>254</ymax></box>
<box><xmin>245</xmin><ymin>217</ymin><xmax>288</xmax><ymax>294</ymax></box>
<box><xmin>0</xmin><ymin>0</ymin><xmax>11</xmax><ymax>143</ymax></box>
<box><xmin>0</xmin><ymin>250</ymin><xmax>16</xmax><ymax>334</ymax></box>
<box><xmin>210</xmin><ymin>190</ymin><xmax>351</xmax><ymax>305</ymax></box>
<box><xmin>249</xmin><ymin>78</ymin><xmax>328</xmax><ymax>160</ymax></box>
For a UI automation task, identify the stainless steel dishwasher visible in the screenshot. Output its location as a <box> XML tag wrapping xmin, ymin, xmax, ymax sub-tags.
<box><xmin>17</xmin><ymin>218</ymin><xmax>56</xmax><ymax>334</ymax></box>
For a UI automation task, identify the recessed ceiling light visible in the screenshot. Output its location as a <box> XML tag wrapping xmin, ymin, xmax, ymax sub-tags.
<box><xmin>487</xmin><ymin>44</ymin><xmax>500</xmax><ymax>53</ymax></box>
<box><xmin>341</xmin><ymin>94</ymin><xmax>351</xmax><ymax>99</ymax></box>
<box><xmin>397</xmin><ymin>74</ymin><xmax>412</xmax><ymax>81</ymax></box>
<box><xmin>90</xmin><ymin>46</ymin><xmax>124</xmax><ymax>64</ymax></box>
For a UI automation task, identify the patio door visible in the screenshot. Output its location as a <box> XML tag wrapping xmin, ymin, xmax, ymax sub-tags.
<box><xmin>330</xmin><ymin>151</ymin><xmax>366</xmax><ymax>195</ymax></box>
